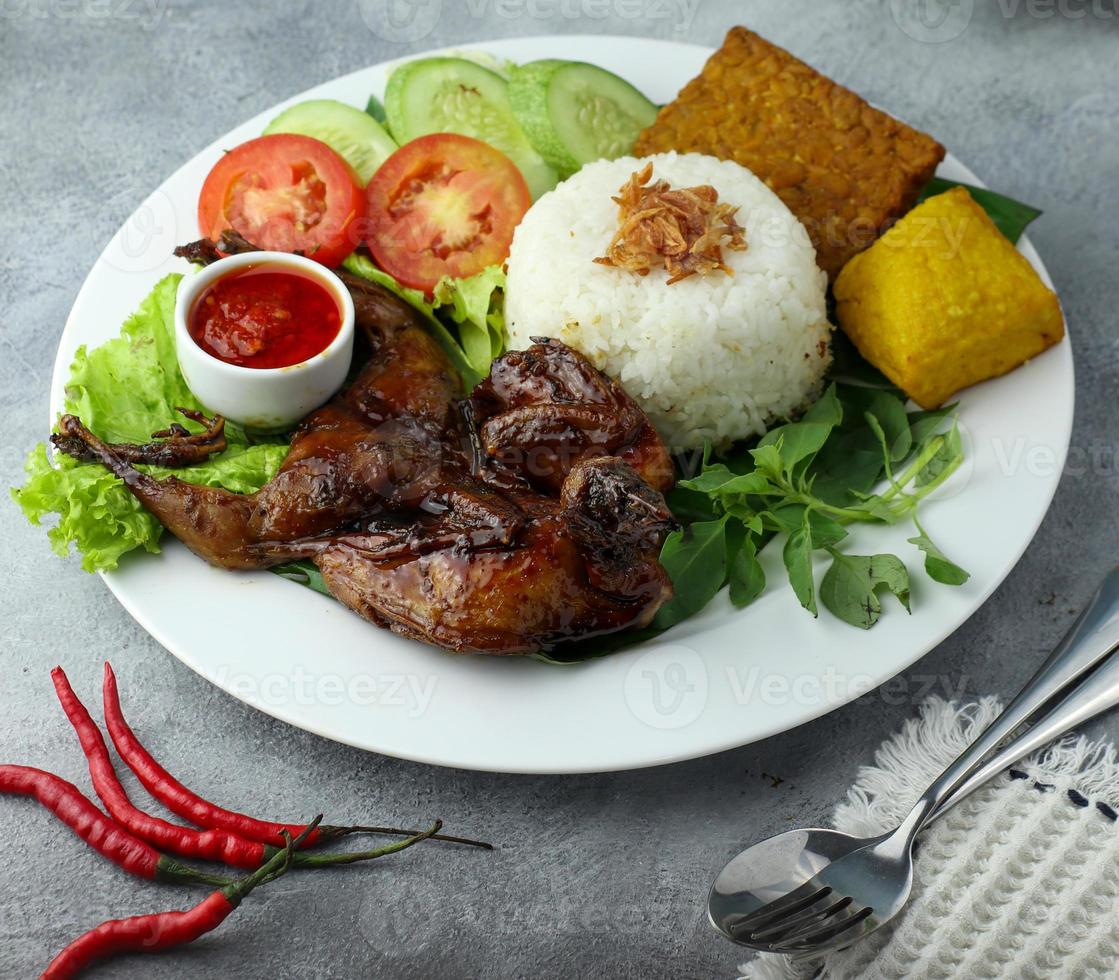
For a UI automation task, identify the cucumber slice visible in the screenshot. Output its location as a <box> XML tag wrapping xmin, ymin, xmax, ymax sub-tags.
<box><xmin>508</xmin><ymin>61</ymin><xmax>659</xmax><ymax>177</ymax></box>
<box><xmin>264</xmin><ymin>99</ymin><xmax>397</xmax><ymax>185</ymax></box>
<box><xmin>384</xmin><ymin>57</ymin><xmax>557</xmax><ymax>200</ymax></box>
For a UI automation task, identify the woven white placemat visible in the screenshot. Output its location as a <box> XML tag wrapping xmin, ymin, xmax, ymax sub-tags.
<box><xmin>742</xmin><ymin>697</ymin><xmax>1119</xmax><ymax>980</ymax></box>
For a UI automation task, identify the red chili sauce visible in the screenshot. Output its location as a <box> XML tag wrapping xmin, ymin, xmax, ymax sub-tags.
<box><xmin>189</xmin><ymin>265</ymin><xmax>341</xmax><ymax>369</ymax></box>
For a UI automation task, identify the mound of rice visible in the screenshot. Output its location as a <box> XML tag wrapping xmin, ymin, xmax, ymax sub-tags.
<box><xmin>503</xmin><ymin>152</ymin><xmax>833</xmax><ymax>451</ymax></box>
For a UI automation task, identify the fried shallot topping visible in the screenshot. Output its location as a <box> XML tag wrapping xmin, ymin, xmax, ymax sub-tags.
<box><xmin>594</xmin><ymin>163</ymin><xmax>747</xmax><ymax>285</ymax></box>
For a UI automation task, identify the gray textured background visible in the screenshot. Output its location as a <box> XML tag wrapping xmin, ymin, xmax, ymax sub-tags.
<box><xmin>2</xmin><ymin>1</ymin><xmax>1117</xmax><ymax>977</ymax></box>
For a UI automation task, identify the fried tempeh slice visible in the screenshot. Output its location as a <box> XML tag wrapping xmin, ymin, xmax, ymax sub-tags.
<box><xmin>634</xmin><ymin>26</ymin><xmax>945</xmax><ymax>278</ymax></box>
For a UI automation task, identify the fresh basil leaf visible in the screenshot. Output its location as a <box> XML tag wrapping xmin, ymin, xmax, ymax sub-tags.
<box><xmin>666</xmin><ymin>485</ymin><xmax>720</xmax><ymax>524</ymax></box>
<box><xmin>750</xmin><ymin>443</ymin><xmax>786</xmax><ymax>482</ymax></box>
<box><xmin>654</xmin><ymin>516</ymin><xmax>731</xmax><ymax>629</ymax></box>
<box><xmin>680</xmin><ymin>466</ymin><xmax>772</xmax><ymax>498</ymax></box>
<box><xmin>760</xmin><ymin>421</ymin><xmax>837</xmax><ymax>473</ymax></box>
<box><xmin>808</xmin><ymin>428</ymin><xmax>886</xmax><ymax>506</ymax></box>
<box><xmin>767</xmin><ymin>505</ymin><xmax>848</xmax><ymax>549</ymax></box>
<box><xmin>908</xmin><ymin>404</ymin><xmax>957</xmax><ymax>447</ymax></box>
<box><xmin>728</xmin><ymin>534</ymin><xmax>766</xmax><ymax>608</ymax></box>
<box><xmin>757</xmin><ymin>385</ymin><xmax>844</xmax><ymax>482</ymax></box>
<box><xmin>847</xmin><ymin>493</ymin><xmax>904</xmax><ymax>525</ymax></box>
<box><xmin>803</xmin><ymin>383</ymin><xmax>843</xmax><ymax>427</ymax></box>
<box><xmin>917</xmin><ymin>422</ymin><xmax>963</xmax><ymax>487</ymax></box>
<box><xmin>272</xmin><ymin>560</ymin><xmax>332</xmax><ymax>597</ymax></box>
<box><xmin>763</xmin><ymin>504</ymin><xmax>803</xmax><ymax>533</ymax></box>
<box><xmin>808</xmin><ymin>512</ymin><xmax>849</xmax><ymax>549</ymax></box>
<box><xmin>725</xmin><ymin>504</ymin><xmax>764</xmax><ymax>536</ymax></box>
<box><xmin>662</xmin><ymin>362</ymin><xmax>968</xmax><ymax>630</ymax></box>
<box><xmin>828</xmin><ymin>332</ymin><xmax>901</xmax><ymax>392</ymax></box>
<box><xmin>919</xmin><ymin>177</ymin><xmax>1042</xmax><ymax>244</ymax></box>
<box><xmin>834</xmin><ymin>384</ymin><xmax>886</xmax><ymax>429</ymax></box>
<box><xmin>725</xmin><ymin>512</ymin><xmax>746</xmax><ymax>547</ymax></box>
<box><xmin>866</xmin><ymin>391</ymin><xmax>912</xmax><ymax>462</ymax></box>
<box><xmin>782</xmin><ymin>512</ymin><xmax>817</xmax><ymax>615</ymax></box>
<box><xmin>820</xmin><ymin>552</ymin><xmax>911</xmax><ymax>629</ymax></box>
<box><xmin>908</xmin><ymin>525</ymin><xmax>971</xmax><ymax>586</ymax></box>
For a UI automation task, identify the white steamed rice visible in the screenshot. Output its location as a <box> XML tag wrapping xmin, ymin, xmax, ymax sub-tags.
<box><xmin>503</xmin><ymin>152</ymin><xmax>833</xmax><ymax>452</ymax></box>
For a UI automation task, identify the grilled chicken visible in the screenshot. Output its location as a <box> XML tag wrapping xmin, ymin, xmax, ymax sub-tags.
<box><xmin>54</xmin><ymin>251</ymin><xmax>676</xmax><ymax>654</ymax></box>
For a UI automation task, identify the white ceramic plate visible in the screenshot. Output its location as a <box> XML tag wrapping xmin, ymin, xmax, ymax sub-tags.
<box><xmin>50</xmin><ymin>36</ymin><xmax>1073</xmax><ymax>774</ymax></box>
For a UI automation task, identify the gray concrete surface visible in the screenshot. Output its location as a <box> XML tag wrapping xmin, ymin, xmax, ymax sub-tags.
<box><xmin>2</xmin><ymin>1</ymin><xmax>1117</xmax><ymax>976</ymax></box>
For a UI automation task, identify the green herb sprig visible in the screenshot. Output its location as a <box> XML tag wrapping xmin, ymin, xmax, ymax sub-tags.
<box><xmin>654</xmin><ymin>380</ymin><xmax>970</xmax><ymax>632</ymax></box>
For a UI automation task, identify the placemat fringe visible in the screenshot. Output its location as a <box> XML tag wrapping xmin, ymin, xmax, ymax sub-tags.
<box><xmin>740</xmin><ymin>697</ymin><xmax>1119</xmax><ymax>980</ymax></box>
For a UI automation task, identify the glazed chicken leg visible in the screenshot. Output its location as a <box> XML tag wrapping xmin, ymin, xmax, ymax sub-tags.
<box><xmin>54</xmin><ymin>247</ymin><xmax>676</xmax><ymax>654</ymax></box>
<box><xmin>56</xmin><ymin>275</ymin><xmax>469</xmax><ymax>567</ymax></box>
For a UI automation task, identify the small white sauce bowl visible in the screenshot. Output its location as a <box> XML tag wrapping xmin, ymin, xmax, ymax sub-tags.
<box><xmin>174</xmin><ymin>251</ymin><xmax>355</xmax><ymax>432</ymax></box>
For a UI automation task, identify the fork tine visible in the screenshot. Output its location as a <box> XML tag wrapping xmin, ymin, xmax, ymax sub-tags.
<box><xmin>773</xmin><ymin>904</ymin><xmax>874</xmax><ymax>953</ymax></box>
<box><xmin>747</xmin><ymin>895</ymin><xmax>854</xmax><ymax>943</ymax></box>
<box><xmin>728</xmin><ymin>882</ymin><xmax>831</xmax><ymax>935</ymax></box>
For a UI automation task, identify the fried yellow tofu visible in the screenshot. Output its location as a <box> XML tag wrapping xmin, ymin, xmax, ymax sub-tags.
<box><xmin>834</xmin><ymin>187</ymin><xmax>1064</xmax><ymax>409</ymax></box>
<box><xmin>634</xmin><ymin>27</ymin><xmax>945</xmax><ymax>278</ymax></box>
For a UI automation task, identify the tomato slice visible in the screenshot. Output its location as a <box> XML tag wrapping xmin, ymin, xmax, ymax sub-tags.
<box><xmin>198</xmin><ymin>134</ymin><xmax>364</xmax><ymax>268</ymax></box>
<box><xmin>364</xmin><ymin>133</ymin><xmax>531</xmax><ymax>294</ymax></box>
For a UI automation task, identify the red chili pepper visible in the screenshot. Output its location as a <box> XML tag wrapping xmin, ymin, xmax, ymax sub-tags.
<box><xmin>102</xmin><ymin>662</ymin><xmax>322</xmax><ymax>847</ymax></box>
<box><xmin>101</xmin><ymin>662</ymin><xmax>492</xmax><ymax>852</ymax></box>
<box><xmin>52</xmin><ymin>667</ymin><xmax>270</xmax><ymax>869</ymax></box>
<box><xmin>54</xmin><ymin>667</ymin><xmax>483</xmax><ymax>869</ymax></box>
<box><xmin>42</xmin><ymin>891</ymin><xmax>242</xmax><ymax>980</ymax></box>
<box><xmin>40</xmin><ymin>816</ymin><xmax>327</xmax><ymax>979</ymax></box>
<box><xmin>0</xmin><ymin>765</ymin><xmax>229</xmax><ymax>888</ymax></box>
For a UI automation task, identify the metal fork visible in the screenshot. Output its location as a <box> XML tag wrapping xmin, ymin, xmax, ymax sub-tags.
<box><xmin>709</xmin><ymin>567</ymin><xmax>1119</xmax><ymax>958</ymax></box>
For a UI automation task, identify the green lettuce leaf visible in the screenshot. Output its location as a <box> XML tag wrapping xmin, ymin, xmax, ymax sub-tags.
<box><xmin>341</xmin><ymin>253</ymin><xmax>488</xmax><ymax>388</ymax></box>
<box><xmin>12</xmin><ymin>273</ymin><xmax>288</xmax><ymax>572</ymax></box>
<box><xmin>342</xmin><ymin>252</ymin><xmax>506</xmax><ymax>388</ymax></box>
<box><xmin>432</xmin><ymin>265</ymin><xmax>507</xmax><ymax>369</ymax></box>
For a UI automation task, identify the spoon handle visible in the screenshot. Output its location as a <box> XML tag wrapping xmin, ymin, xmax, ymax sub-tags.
<box><xmin>928</xmin><ymin>639</ymin><xmax>1119</xmax><ymax>818</ymax></box>
<box><xmin>894</xmin><ymin>567</ymin><xmax>1119</xmax><ymax>840</ymax></box>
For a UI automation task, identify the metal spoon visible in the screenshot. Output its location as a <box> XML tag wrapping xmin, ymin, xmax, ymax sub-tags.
<box><xmin>709</xmin><ymin>567</ymin><xmax>1119</xmax><ymax>958</ymax></box>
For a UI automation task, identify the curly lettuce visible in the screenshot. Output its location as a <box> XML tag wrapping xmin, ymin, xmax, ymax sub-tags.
<box><xmin>12</xmin><ymin>274</ymin><xmax>288</xmax><ymax>572</ymax></box>
<box><xmin>341</xmin><ymin>253</ymin><xmax>505</xmax><ymax>388</ymax></box>
<box><xmin>432</xmin><ymin>264</ymin><xmax>506</xmax><ymax>374</ymax></box>
<box><xmin>15</xmin><ymin>256</ymin><xmax>507</xmax><ymax>574</ymax></box>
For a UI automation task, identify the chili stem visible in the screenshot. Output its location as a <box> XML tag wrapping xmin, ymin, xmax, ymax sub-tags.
<box><xmin>287</xmin><ymin>820</ymin><xmax>443</xmax><ymax>869</ymax></box>
<box><xmin>40</xmin><ymin>819</ymin><xmax>320</xmax><ymax>979</ymax></box>
<box><xmin>102</xmin><ymin>663</ymin><xmax>491</xmax><ymax>851</ymax></box>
